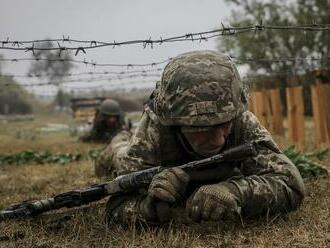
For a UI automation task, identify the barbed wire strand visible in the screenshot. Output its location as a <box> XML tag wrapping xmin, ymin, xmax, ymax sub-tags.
<box><xmin>0</xmin><ymin>80</ymin><xmax>158</xmax><ymax>93</ymax></box>
<box><xmin>0</xmin><ymin>68</ymin><xmax>163</xmax><ymax>78</ymax></box>
<box><xmin>1</xmin><ymin>23</ymin><xmax>330</xmax><ymax>54</ymax></box>
<box><xmin>2</xmin><ymin>67</ymin><xmax>323</xmax><ymax>89</ymax></box>
<box><xmin>2</xmin><ymin>24</ymin><xmax>330</xmax><ymax>45</ymax></box>
<box><xmin>63</xmin><ymin>80</ymin><xmax>157</xmax><ymax>90</ymax></box>
<box><xmin>0</xmin><ymin>57</ymin><xmax>172</xmax><ymax>68</ymax></box>
<box><xmin>1</xmin><ymin>54</ymin><xmax>329</xmax><ymax>72</ymax></box>
<box><xmin>1</xmin><ymin>56</ymin><xmax>329</xmax><ymax>88</ymax></box>
<box><xmin>2</xmin><ymin>73</ymin><xmax>162</xmax><ymax>87</ymax></box>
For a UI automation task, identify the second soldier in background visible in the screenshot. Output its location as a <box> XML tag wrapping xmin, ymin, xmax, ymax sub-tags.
<box><xmin>80</xmin><ymin>99</ymin><xmax>130</xmax><ymax>144</ymax></box>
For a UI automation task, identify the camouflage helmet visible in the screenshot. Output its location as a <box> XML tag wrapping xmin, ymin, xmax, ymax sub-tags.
<box><xmin>154</xmin><ymin>50</ymin><xmax>247</xmax><ymax>126</ymax></box>
<box><xmin>99</xmin><ymin>99</ymin><xmax>121</xmax><ymax>116</ymax></box>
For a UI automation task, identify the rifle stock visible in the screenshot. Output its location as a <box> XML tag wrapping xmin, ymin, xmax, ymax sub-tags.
<box><xmin>0</xmin><ymin>143</ymin><xmax>257</xmax><ymax>221</ymax></box>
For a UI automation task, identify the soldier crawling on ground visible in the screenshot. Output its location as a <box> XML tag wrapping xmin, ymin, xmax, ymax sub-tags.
<box><xmin>79</xmin><ymin>99</ymin><xmax>131</xmax><ymax>144</ymax></box>
<box><xmin>95</xmin><ymin>51</ymin><xmax>305</xmax><ymax>225</ymax></box>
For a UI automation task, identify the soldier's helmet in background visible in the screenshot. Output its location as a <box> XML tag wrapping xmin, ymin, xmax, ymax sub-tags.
<box><xmin>99</xmin><ymin>99</ymin><xmax>121</xmax><ymax>116</ymax></box>
<box><xmin>155</xmin><ymin>50</ymin><xmax>248</xmax><ymax>127</ymax></box>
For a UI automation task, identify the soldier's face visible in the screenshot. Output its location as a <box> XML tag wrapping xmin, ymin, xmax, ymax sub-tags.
<box><xmin>181</xmin><ymin>122</ymin><xmax>232</xmax><ymax>157</ymax></box>
<box><xmin>105</xmin><ymin>115</ymin><xmax>118</xmax><ymax>128</ymax></box>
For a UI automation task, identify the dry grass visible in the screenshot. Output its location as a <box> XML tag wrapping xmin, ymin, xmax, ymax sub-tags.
<box><xmin>0</xmin><ymin>114</ymin><xmax>329</xmax><ymax>248</ymax></box>
<box><xmin>0</xmin><ymin>113</ymin><xmax>104</xmax><ymax>154</ymax></box>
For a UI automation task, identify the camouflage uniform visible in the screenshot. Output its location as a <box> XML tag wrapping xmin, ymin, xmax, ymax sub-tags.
<box><xmin>99</xmin><ymin>51</ymin><xmax>305</xmax><ymax>225</ymax></box>
<box><xmin>80</xmin><ymin>99</ymin><xmax>128</xmax><ymax>144</ymax></box>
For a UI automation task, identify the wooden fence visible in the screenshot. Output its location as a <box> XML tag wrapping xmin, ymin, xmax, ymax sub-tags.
<box><xmin>248</xmin><ymin>72</ymin><xmax>330</xmax><ymax>149</ymax></box>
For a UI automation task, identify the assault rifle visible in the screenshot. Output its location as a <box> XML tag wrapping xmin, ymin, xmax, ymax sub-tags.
<box><xmin>0</xmin><ymin>143</ymin><xmax>257</xmax><ymax>221</ymax></box>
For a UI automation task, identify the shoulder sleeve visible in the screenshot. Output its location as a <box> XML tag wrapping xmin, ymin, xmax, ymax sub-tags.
<box><xmin>229</xmin><ymin>111</ymin><xmax>305</xmax><ymax>216</ymax></box>
<box><xmin>95</xmin><ymin>110</ymin><xmax>160</xmax><ymax>177</ymax></box>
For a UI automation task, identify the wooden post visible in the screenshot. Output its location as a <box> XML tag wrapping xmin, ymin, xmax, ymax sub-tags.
<box><xmin>269</xmin><ymin>88</ymin><xmax>285</xmax><ymax>135</ymax></box>
<box><xmin>249</xmin><ymin>80</ymin><xmax>285</xmax><ymax>136</ymax></box>
<box><xmin>311</xmin><ymin>71</ymin><xmax>330</xmax><ymax>146</ymax></box>
<box><xmin>263</xmin><ymin>89</ymin><xmax>272</xmax><ymax>130</ymax></box>
<box><xmin>311</xmin><ymin>84</ymin><xmax>323</xmax><ymax>146</ymax></box>
<box><xmin>324</xmin><ymin>84</ymin><xmax>330</xmax><ymax>145</ymax></box>
<box><xmin>250</xmin><ymin>90</ymin><xmax>271</xmax><ymax>130</ymax></box>
<box><xmin>286</xmin><ymin>86</ymin><xmax>305</xmax><ymax>149</ymax></box>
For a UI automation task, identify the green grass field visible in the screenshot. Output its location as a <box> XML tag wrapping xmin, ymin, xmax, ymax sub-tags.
<box><xmin>0</xmin><ymin>113</ymin><xmax>329</xmax><ymax>248</ymax></box>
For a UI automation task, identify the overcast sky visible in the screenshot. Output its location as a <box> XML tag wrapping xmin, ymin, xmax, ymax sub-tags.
<box><xmin>1</xmin><ymin>0</ymin><xmax>235</xmax><ymax>95</ymax></box>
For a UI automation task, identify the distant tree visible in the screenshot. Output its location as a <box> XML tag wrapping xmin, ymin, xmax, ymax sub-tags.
<box><xmin>54</xmin><ymin>89</ymin><xmax>72</xmax><ymax>108</ymax></box>
<box><xmin>218</xmin><ymin>0</ymin><xmax>330</xmax><ymax>116</ymax></box>
<box><xmin>218</xmin><ymin>0</ymin><xmax>330</xmax><ymax>76</ymax></box>
<box><xmin>28</xmin><ymin>40</ymin><xmax>74</xmax><ymax>82</ymax></box>
<box><xmin>0</xmin><ymin>77</ymin><xmax>33</xmax><ymax>114</ymax></box>
<box><xmin>28</xmin><ymin>40</ymin><xmax>75</xmax><ymax>110</ymax></box>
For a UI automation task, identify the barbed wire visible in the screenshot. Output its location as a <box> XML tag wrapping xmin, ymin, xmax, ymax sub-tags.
<box><xmin>1</xmin><ymin>23</ymin><xmax>330</xmax><ymax>55</ymax></box>
<box><xmin>0</xmin><ymin>80</ymin><xmax>157</xmax><ymax>93</ymax></box>
<box><xmin>233</xmin><ymin>55</ymin><xmax>330</xmax><ymax>64</ymax></box>
<box><xmin>23</xmin><ymin>67</ymin><xmax>327</xmax><ymax>93</ymax></box>
<box><xmin>62</xmin><ymin>80</ymin><xmax>157</xmax><ymax>91</ymax></box>
<box><xmin>2</xmin><ymin>73</ymin><xmax>161</xmax><ymax>87</ymax></box>
<box><xmin>0</xmin><ymin>57</ymin><xmax>172</xmax><ymax>68</ymax></box>
<box><xmin>2</xmin><ymin>67</ymin><xmax>322</xmax><ymax>89</ymax></box>
<box><xmin>241</xmin><ymin>69</ymin><xmax>327</xmax><ymax>82</ymax></box>
<box><xmin>1</xmin><ymin>54</ymin><xmax>329</xmax><ymax>72</ymax></box>
<box><xmin>0</xmin><ymin>68</ymin><xmax>163</xmax><ymax>78</ymax></box>
<box><xmin>1</xmin><ymin>68</ymin><xmax>325</xmax><ymax>94</ymax></box>
<box><xmin>1</xmin><ymin>55</ymin><xmax>328</xmax><ymax>89</ymax></box>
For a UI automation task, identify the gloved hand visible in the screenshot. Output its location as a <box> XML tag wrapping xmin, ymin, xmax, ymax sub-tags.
<box><xmin>139</xmin><ymin>167</ymin><xmax>189</xmax><ymax>223</ymax></box>
<box><xmin>186</xmin><ymin>182</ymin><xmax>241</xmax><ymax>222</ymax></box>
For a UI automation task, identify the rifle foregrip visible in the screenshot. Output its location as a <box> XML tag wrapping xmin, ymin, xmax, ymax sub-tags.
<box><xmin>117</xmin><ymin>167</ymin><xmax>163</xmax><ymax>191</ymax></box>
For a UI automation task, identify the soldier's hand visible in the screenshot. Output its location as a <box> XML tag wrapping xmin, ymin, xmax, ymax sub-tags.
<box><xmin>148</xmin><ymin>167</ymin><xmax>189</xmax><ymax>203</ymax></box>
<box><xmin>139</xmin><ymin>168</ymin><xmax>189</xmax><ymax>223</ymax></box>
<box><xmin>186</xmin><ymin>182</ymin><xmax>241</xmax><ymax>222</ymax></box>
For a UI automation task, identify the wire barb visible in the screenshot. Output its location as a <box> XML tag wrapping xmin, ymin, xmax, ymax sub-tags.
<box><xmin>24</xmin><ymin>43</ymin><xmax>35</xmax><ymax>56</ymax></box>
<box><xmin>75</xmin><ymin>47</ymin><xmax>86</xmax><ymax>56</ymax></box>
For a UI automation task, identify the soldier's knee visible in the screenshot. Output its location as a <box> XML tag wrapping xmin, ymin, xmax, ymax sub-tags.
<box><xmin>290</xmin><ymin>172</ymin><xmax>305</xmax><ymax>210</ymax></box>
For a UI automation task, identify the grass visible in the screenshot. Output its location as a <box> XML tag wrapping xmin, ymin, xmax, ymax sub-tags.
<box><xmin>0</xmin><ymin>114</ymin><xmax>329</xmax><ymax>247</ymax></box>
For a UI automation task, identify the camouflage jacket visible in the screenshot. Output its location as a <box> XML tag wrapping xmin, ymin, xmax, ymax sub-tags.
<box><xmin>96</xmin><ymin>106</ymin><xmax>305</xmax><ymax>219</ymax></box>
